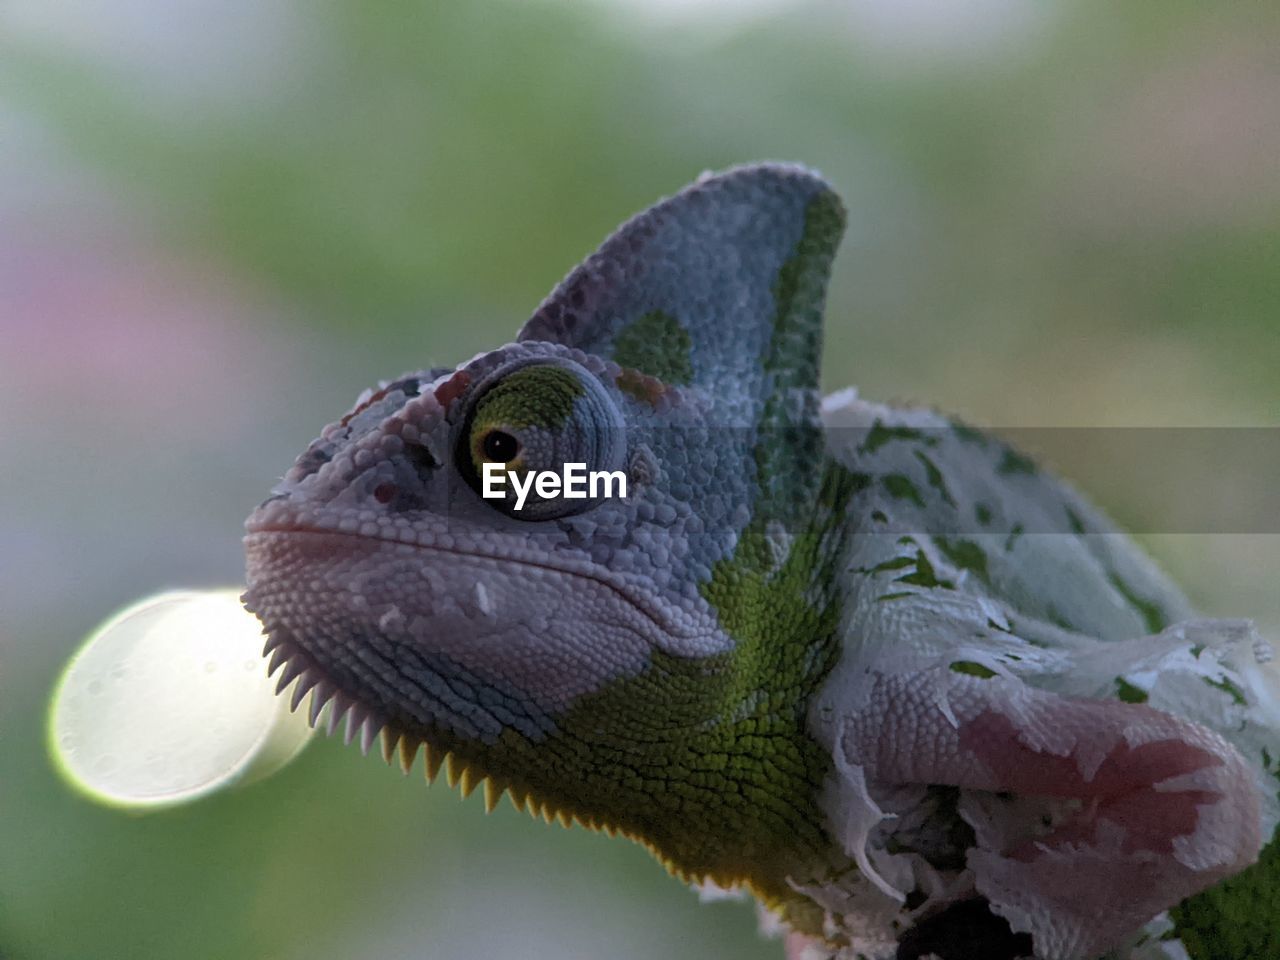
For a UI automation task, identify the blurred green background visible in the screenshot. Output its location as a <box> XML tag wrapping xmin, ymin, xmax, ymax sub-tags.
<box><xmin>2</xmin><ymin>1</ymin><xmax>1278</xmax><ymax>957</ymax></box>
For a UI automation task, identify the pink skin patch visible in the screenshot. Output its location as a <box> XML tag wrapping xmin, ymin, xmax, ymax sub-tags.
<box><xmin>959</xmin><ymin>709</ymin><xmax>1221</xmax><ymax>859</ymax></box>
<box><xmin>839</xmin><ymin>668</ymin><xmax>1263</xmax><ymax>957</ymax></box>
<box><xmin>784</xmin><ymin>931</ymin><xmax>822</xmax><ymax>960</ymax></box>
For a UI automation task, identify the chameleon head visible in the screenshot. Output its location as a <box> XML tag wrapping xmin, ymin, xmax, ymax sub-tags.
<box><xmin>243</xmin><ymin>348</ymin><xmax>711</xmax><ymax>735</ymax></box>
<box><xmin>243</xmin><ymin>164</ymin><xmax>850</xmax><ymax>895</ymax></box>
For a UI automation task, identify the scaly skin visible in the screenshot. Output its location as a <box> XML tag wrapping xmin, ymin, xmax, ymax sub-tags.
<box><xmin>243</xmin><ymin>164</ymin><xmax>1280</xmax><ymax>960</ymax></box>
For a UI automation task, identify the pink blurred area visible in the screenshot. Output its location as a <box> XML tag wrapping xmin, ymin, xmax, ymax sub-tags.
<box><xmin>2</xmin><ymin>198</ymin><xmax>292</xmax><ymax>444</ymax></box>
<box><xmin>0</xmin><ymin>131</ymin><xmax>305</xmax><ymax>628</ymax></box>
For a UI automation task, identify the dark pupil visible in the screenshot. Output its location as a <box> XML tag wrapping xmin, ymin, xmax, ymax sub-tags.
<box><xmin>482</xmin><ymin>430</ymin><xmax>519</xmax><ymax>463</ymax></box>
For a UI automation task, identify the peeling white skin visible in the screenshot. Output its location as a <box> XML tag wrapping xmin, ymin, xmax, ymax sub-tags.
<box><xmin>800</xmin><ymin>393</ymin><xmax>1279</xmax><ymax>960</ymax></box>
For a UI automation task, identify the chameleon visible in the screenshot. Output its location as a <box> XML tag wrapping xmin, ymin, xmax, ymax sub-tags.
<box><xmin>242</xmin><ymin>163</ymin><xmax>1280</xmax><ymax>960</ymax></box>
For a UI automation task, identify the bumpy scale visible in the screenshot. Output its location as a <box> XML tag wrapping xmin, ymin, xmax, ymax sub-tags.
<box><xmin>243</xmin><ymin>164</ymin><xmax>1280</xmax><ymax>960</ymax></box>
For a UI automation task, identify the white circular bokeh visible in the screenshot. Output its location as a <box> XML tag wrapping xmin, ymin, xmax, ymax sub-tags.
<box><xmin>49</xmin><ymin>589</ymin><xmax>314</xmax><ymax>809</ymax></box>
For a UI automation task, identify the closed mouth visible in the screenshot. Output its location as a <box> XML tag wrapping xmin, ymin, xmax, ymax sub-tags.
<box><xmin>243</xmin><ymin>522</ymin><xmax>695</xmax><ymax>642</ymax></box>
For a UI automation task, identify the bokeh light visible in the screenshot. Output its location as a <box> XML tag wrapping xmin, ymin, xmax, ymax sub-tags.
<box><xmin>49</xmin><ymin>590</ymin><xmax>314</xmax><ymax>810</ymax></box>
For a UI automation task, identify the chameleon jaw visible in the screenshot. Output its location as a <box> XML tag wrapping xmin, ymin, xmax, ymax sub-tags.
<box><xmin>241</xmin><ymin>525</ymin><xmax>739</xmax><ymax>847</ymax></box>
<box><xmin>257</xmin><ymin>620</ymin><xmax>838</xmax><ymax>932</ymax></box>
<box><xmin>257</xmin><ymin>623</ymin><xmax>594</xmax><ymax>822</ymax></box>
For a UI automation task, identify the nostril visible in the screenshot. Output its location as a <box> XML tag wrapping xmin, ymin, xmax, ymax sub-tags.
<box><xmin>404</xmin><ymin>442</ymin><xmax>439</xmax><ymax>476</ymax></box>
<box><xmin>370</xmin><ymin>441</ymin><xmax>436</xmax><ymax>513</ymax></box>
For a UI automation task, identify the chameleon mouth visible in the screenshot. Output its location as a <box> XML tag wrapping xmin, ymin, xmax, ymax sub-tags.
<box><xmin>243</xmin><ymin>517</ymin><xmax>717</xmax><ymax>648</ymax></box>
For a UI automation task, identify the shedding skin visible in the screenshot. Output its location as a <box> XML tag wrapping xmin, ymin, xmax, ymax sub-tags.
<box><xmin>828</xmin><ymin>667</ymin><xmax>1260</xmax><ymax>959</ymax></box>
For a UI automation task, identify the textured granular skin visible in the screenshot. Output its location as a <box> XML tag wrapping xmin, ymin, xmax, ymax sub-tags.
<box><xmin>244</xmin><ymin>164</ymin><xmax>1279</xmax><ymax>959</ymax></box>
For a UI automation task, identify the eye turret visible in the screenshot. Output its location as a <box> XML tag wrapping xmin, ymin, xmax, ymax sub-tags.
<box><xmin>457</xmin><ymin>359</ymin><xmax>627</xmax><ymax>520</ymax></box>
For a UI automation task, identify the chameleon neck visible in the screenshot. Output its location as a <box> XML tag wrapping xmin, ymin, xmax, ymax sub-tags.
<box><xmin>431</xmin><ymin>460</ymin><xmax>859</xmax><ymax>906</ymax></box>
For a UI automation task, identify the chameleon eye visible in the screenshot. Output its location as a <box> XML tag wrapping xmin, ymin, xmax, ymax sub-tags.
<box><xmin>480</xmin><ymin>430</ymin><xmax>520</xmax><ymax>464</ymax></box>
<box><xmin>457</xmin><ymin>358</ymin><xmax>627</xmax><ymax>520</ymax></box>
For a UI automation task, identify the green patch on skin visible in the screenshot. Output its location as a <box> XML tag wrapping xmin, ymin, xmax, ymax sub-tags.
<box><xmin>997</xmin><ymin>447</ymin><xmax>1038</xmax><ymax>477</ymax></box>
<box><xmin>1114</xmin><ymin>677</ymin><xmax>1149</xmax><ymax>703</ymax></box>
<box><xmin>1172</xmin><ymin>827</ymin><xmax>1280</xmax><ymax>960</ymax></box>
<box><xmin>1065</xmin><ymin>507</ymin><xmax>1087</xmax><ymax>535</ymax></box>
<box><xmin>1107</xmin><ymin>572</ymin><xmax>1169</xmax><ymax>634</ymax></box>
<box><xmin>895</xmin><ymin>549</ymin><xmax>955</xmax><ymax>590</ymax></box>
<box><xmin>846</xmin><ymin>472</ymin><xmax>874</xmax><ymax>493</ymax></box>
<box><xmin>866</xmin><ymin>555</ymin><xmax>916</xmax><ymax>574</ymax></box>
<box><xmin>471</xmin><ymin>364</ymin><xmax>586</xmax><ymax>430</ymax></box>
<box><xmin>752</xmin><ymin>190</ymin><xmax>846</xmax><ymax>526</ymax></box>
<box><xmin>950</xmin><ymin>661</ymin><xmax>997</xmax><ymax>679</ymax></box>
<box><xmin>684</xmin><ymin>458</ymin><xmax>857</xmax><ymax>911</ymax></box>
<box><xmin>950</xmin><ymin>420</ymin><xmax>988</xmax><ymax>446</ymax></box>
<box><xmin>876</xmin><ymin>592</ymin><xmax>914</xmax><ymax>602</ymax></box>
<box><xmin>913</xmin><ymin>451</ymin><xmax>955</xmax><ymax>507</ymax></box>
<box><xmin>934</xmin><ymin>537</ymin><xmax>991</xmax><ymax>586</ymax></box>
<box><xmin>1202</xmin><ymin>675</ymin><xmax>1247</xmax><ymax>706</ymax></box>
<box><xmin>861</xmin><ymin>421</ymin><xmax>939</xmax><ymax>455</ymax></box>
<box><xmin>767</xmin><ymin>190</ymin><xmax>844</xmax><ymax>388</ymax></box>
<box><xmin>882</xmin><ymin>473</ymin><xmax>924</xmax><ymax>508</ymax></box>
<box><xmin>468</xmin><ymin>365</ymin><xmax>589</xmax><ymax>477</ymax></box>
<box><xmin>1003</xmin><ymin>522</ymin><xmax>1024</xmax><ymax>553</ymax></box>
<box><xmin>612</xmin><ymin>310</ymin><xmax>693</xmax><ymax>385</ymax></box>
<box><xmin>974</xmin><ymin>502</ymin><xmax>993</xmax><ymax>527</ymax></box>
<box><xmin>871</xmin><ymin>510</ymin><xmax>889</xmax><ymax>524</ymax></box>
<box><xmin>864</xmin><ymin>530</ymin><xmax>959</xmax><ymax>592</ymax></box>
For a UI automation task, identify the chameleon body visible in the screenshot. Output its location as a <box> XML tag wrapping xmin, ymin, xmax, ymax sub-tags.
<box><xmin>243</xmin><ymin>164</ymin><xmax>1280</xmax><ymax>959</ymax></box>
